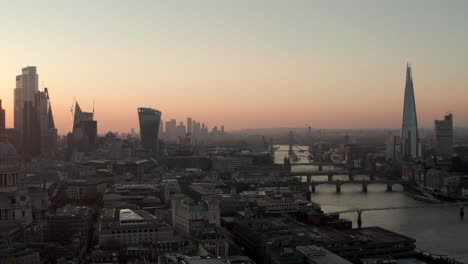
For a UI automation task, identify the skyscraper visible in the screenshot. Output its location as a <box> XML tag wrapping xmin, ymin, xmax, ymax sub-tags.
<box><xmin>187</xmin><ymin>117</ymin><xmax>192</xmax><ymax>135</ymax></box>
<box><xmin>0</xmin><ymin>100</ymin><xmax>5</xmax><ymax>140</ymax></box>
<box><xmin>72</xmin><ymin>101</ymin><xmax>97</xmax><ymax>152</ymax></box>
<box><xmin>12</xmin><ymin>67</ymin><xmax>57</xmax><ymax>156</ymax></box>
<box><xmin>138</xmin><ymin>107</ymin><xmax>162</xmax><ymax>153</ymax></box>
<box><xmin>36</xmin><ymin>88</ymin><xmax>57</xmax><ymax>156</ymax></box>
<box><xmin>401</xmin><ymin>64</ymin><xmax>420</xmax><ymax>160</ymax></box>
<box><xmin>434</xmin><ymin>113</ymin><xmax>453</xmax><ymax>158</ymax></box>
<box><xmin>14</xmin><ymin>66</ymin><xmax>38</xmax><ymax>134</ymax></box>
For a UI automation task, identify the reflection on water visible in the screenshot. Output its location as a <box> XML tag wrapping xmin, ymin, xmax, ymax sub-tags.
<box><xmin>275</xmin><ymin>145</ymin><xmax>468</xmax><ymax>262</ymax></box>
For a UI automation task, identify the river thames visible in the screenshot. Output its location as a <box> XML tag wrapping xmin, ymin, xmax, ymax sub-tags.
<box><xmin>275</xmin><ymin>146</ymin><xmax>468</xmax><ymax>262</ymax></box>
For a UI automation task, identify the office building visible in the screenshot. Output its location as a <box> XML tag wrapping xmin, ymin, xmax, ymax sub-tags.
<box><xmin>45</xmin><ymin>205</ymin><xmax>92</xmax><ymax>243</ymax></box>
<box><xmin>0</xmin><ymin>100</ymin><xmax>5</xmax><ymax>140</ymax></box>
<box><xmin>435</xmin><ymin>113</ymin><xmax>453</xmax><ymax>158</ymax></box>
<box><xmin>138</xmin><ymin>107</ymin><xmax>162</xmax><ymax>153</ymax></box>
<box><xmin>14</xmin><ymin>66</ymin><xmax>38</xmax><ymax>134</ymax></box>
<box><xmin>386</xmin><ymin>134</ymin><xmax>401</xmax><ymax>161</ymax></box>
<box><xmin>72</xmin><ymin>101</ymin><xmax>97</xmax><ymax>152</ymax></box>
<box><xmin>401</xmin><ymin>64</ymin><xmax>420</xmax><ymax>160</ymax></box>
<box><xmin>12</xmin><ymin>67</ymin><xmax>57</xmax><ymax>156</ymax></box>
<box><xmin>98</xmin><ymin>208</ymin><xmax>173</xmax><ymax>246</ymax></box>
<box><xmin>36</xmin><ymin>88</ymin><xmax>57</xmax><ymax>156</ymax></box>
<box><xmin>171</xmin><ymin>196</ymin><xmax>220</xmax><ymax>234</ymax></box>
<box><xmin>187</xmin><ymin>117</ymin><xmax>192</xmax><ymax>135</ymax></box>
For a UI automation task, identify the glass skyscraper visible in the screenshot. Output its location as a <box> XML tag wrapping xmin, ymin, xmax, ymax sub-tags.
<box><xmin>401</xmin><ymin>64</ymin><xmax>420</xmax><ymax>160</ymax></box>
<box><xmin>138</xmin><ymin>107</ymin><xmax>162</xmax><ymax>153</ymax></box>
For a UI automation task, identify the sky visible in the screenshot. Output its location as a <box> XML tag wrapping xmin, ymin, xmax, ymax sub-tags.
<box><xmin>0</xmin><ymin>0</ymin><xmax>467</xmax><ymax>134</ymax></box>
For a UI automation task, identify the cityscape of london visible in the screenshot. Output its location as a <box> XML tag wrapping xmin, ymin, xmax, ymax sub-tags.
<box><xmin>1</xmin><ymin>1</ymin><xmax>468</xmax><ymax>264</ymax></box>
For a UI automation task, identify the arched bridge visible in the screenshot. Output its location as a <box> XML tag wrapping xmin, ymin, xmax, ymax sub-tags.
<box><xmin>327</xmin><ymin>201</ymin><xmax>468</xmax><ymax>228</ymax></box>
<box><xmin>310</xmin><ymin>179</ymin><xmax>406</xmax><ymax>193</ymax></box>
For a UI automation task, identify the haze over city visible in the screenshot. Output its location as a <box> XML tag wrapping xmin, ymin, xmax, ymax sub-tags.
<box><xmin>1</xmin><ymin>0</ymin><xmax>468</xmax><ymax>134</ymax></box>
<box><xmin>3</xmin><ymin>1</ymin><xmax>468</xmax><ymax>264</ymax></box>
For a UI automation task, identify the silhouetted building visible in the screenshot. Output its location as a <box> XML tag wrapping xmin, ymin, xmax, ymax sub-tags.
<box><xmin>401</xmin><ymin>64</ymin><xmax>420</xmax><ymax>160</ymax></box>
<box><xmin>138</xmin><ymin>107</ymin><xmax>162</xmax><ymax>153</ymax></box>
<box><xmin>386</xmin><ymin>134</ymin><xmax>401</xmax><ymax>161</ymax></box>
<box><xmin>72</xmin><ymin>101</ymin><xmax>97</xmax><ymax>153</ymax></box>
<box><xmin>22</xmin><ymin>100</ymin><xmax>40</xmax><ymax>156</ymax></box>
<box><xmin>435</xmin><ymin>113</ymin><xmax>453</xmax><ymax>158</ymax></box>
<box><xmin>36</xmin><ymin>88</ymin><xmax>57</xmax><ymax>156</ymax></box>
<box><xmin>14</xmin><ymin>66</ymin><xmax>38</xmax><ymax>135</ymax></box>
<box><xmin>0</xmin><ymin>100</ymin><xmax>5</xmax><ymax>140</ymax></box>
<box><xmin>13</xmin><ymin>67</ymin><xmax>57</xmax><ymax>156</ymax></box>
<box><xmin>187</xmin><ymin>117</ymin><xmax>192</xmax><ymax>135</ymax></box>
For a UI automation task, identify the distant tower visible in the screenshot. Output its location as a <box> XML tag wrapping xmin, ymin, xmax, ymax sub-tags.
<box><xmin>434</xmin><ymin>113</ymin><xmax>453</xmax><ymax>158</ymax></box>
<box><xmin>187</xmin><ymin>117</ymin><xmax>192</xmax><ymax>135</ymax></box>
<box><xmin>288</xmin><ymin>130</ymin><xmax>294</xmax><ymax>154</ymax></box>
<box><xmin>0</xmin><ymin>99</ymin><xmax>5</xmax><ymax>141</ymax></box>
<box><xmin>401</xmin><ymin>64</ymin><xmax>420</xmax><ymax>160</ymax></box>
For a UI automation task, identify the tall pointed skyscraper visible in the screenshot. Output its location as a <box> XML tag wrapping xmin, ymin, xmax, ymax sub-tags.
<box><xmin>401</xmin><ymin>63</ymin><xmax>420</xmax><ymax>160</ymax></box>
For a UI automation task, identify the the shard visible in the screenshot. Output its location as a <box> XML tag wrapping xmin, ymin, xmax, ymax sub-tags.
<box><xmin>401</xmin><ymin>63</ymin><xmax>419</xmax><ymax>160</ymax></box>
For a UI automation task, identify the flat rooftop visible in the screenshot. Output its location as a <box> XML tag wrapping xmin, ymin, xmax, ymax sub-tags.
<box><xmin>296</xmin><ymin>245</ymin><xmax>352</xmax><ymax>264</ymax></box>
<box><xmin>119</xmin><ymin>209</ymin><xmax>145</xmax><ymax>224</ymax></box>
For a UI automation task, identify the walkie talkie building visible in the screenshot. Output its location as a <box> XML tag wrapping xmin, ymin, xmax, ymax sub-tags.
<box><xmin>138</xmin><ymin>107</ymin><xmax>162</xmax><ymax>153</ymax></box>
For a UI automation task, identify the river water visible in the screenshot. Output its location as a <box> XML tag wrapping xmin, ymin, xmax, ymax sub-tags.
<box><xmin>275</xmin><ymin>145</ymin><xmax>468</xmax><ymax>262</ymax></box>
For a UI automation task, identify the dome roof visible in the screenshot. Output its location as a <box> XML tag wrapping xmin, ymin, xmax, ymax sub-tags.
<box><xmin>0</xmin><ymin>141</ymin><xmax>19</xmax><ymax>159</ymax></box>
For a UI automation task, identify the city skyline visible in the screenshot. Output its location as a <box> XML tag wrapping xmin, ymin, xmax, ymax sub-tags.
<box><xmin>1</xmin><ymin>0</ymin><xmax>468</xmax><ymax>134</ymax></box>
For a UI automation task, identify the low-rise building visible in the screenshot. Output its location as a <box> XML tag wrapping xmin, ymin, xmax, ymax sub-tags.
<box><xmin>192</xmin><ymin>226</ymin><xmax>229</xmax><ymax>257</ymax></box>
<box><xmin>296</xmin><ymin>245</ymin><xmax>352</xmax><ymax>264</ymax></box>
<box><xmin>65</xmin><ymin>178</ymin><xmax>107</xmax><ymax>201</ymax></box>
<box><xmin>0</xmin><ymin>240</ymin><xmax>41</xmax><ymax>264</ymax></box>
<box><xmin>45</xmin><ymin>205</ymin><xmax>92</xmax><ymax>243</ymax></box>
<box><xmin>171</xmin><ymin>196</ymin><xmax>220</xmax><ymax>234</ymax></box>
<box><xmin>98</xmin><ymin>208</ymin><xmax>173</xmax><ymax>247</ymax></box>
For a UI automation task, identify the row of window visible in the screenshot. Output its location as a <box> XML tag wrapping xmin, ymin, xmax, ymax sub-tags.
<box><xmin>0</xmin><ymin>174</ymin><xmax>18</xmax><ymax>186</ymax></box>
<box><xmin>111</xmin><ymin>229</ymin><xmax>158</xmax><ymax>234</ymax></box>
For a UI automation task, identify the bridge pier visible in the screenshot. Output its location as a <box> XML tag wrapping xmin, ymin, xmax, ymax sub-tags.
<box><xmin>306</xmin><ymin>176</ymin><xmax>312</xmax><ymax>200</ymax></box>
<box><xmin>386</xmin><ymin>184</ymin><xmax>393</xmax><ymax>192</ymax></box>
<box><xmin>336</xmin><ymin>183</ymin><xmax>341</xmax><ymax>193</ymax></box>
<box><xmin>362</xmin><ymin>183</ymin><xmax>368</xmax><ymax>193</ymax></box>
<box><xmin>357</xmin><ymin>211</ymin><xmax>363</xmax><ymax>229</ymax></box>
<box><xmin>328</xmin><ymin>174</ymin><xmax>333</xmax><ymax>182</ymax></box>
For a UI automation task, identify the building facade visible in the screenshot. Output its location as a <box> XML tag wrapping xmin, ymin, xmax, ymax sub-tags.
<box><xmin>138</xmin><ymin>107</ymin><xmax>162</xmax><ymax>153</ymax></box>
<box><xmin>385</xmin><ymin>135</ymin><xmax>401</xmax><ymax>161</ymax></box>
<box><xmin>401</xmin><ymin>64</ymin><xmax>420</xmax><ymax>160</ymax></box>
<box><xmin>98</xmin><ymin>208</ymin><xmax>173</xmax><ymax>246</ymax></box>
<box><xmin>14</xmin><ymin>66</ymin><xmax>38</xmax><ymax>135</ymax></box>
<box><xmin>435</xmin><ymin>113</ymin><xmax>453</xmax><ymax>158</ymax></box>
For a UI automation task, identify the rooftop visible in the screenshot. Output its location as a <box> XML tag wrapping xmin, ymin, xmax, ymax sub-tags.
<box><xmin>119</xmin><ymin>209</ymin><xmax>145</xmax><ymax>224</ymax></box>
<box><xmin>296</xmin><ymin>245</ymin><xmax>352</xmax><ymax>264</ymax></box>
